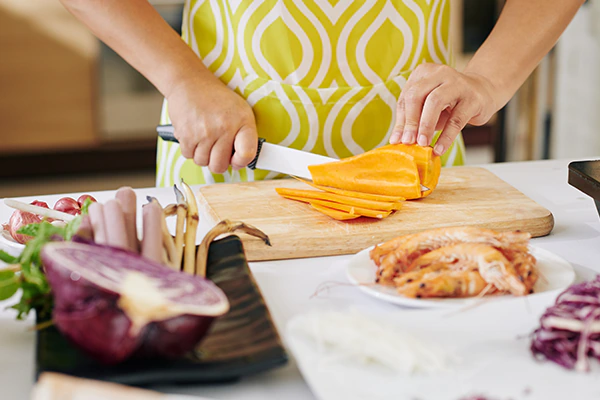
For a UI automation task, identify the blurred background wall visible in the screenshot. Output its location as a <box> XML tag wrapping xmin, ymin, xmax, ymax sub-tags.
<box><xmin>0</xmin><ymin>0</ymin><xmax>182</xmax><ymax>182</ymax></box>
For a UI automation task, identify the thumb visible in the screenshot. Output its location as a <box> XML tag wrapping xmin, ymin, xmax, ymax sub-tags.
<box><xmin>231</xmin><ymin>124</ymin><xmax>258</xmax><ymax>170</ymax></box>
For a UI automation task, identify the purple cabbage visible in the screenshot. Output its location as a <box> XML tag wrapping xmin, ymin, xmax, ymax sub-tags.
<box><xmin>531</xmin><ymin>276</ymin><xmax>600</xmax><ymax>371</ymax></box>
<box><xmin>41</xmin><ymin>241</ymin><xmax>229</xmax><ymax>365</ymax></box>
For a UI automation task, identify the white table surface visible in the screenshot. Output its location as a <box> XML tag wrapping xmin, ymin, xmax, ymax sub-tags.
<box><xmin>1</xmin><ymin>158</ymin><xmax>600</xmax><ymax>400</ymax></box>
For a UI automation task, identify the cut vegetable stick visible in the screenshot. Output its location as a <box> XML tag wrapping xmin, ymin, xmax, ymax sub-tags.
<box><xmin>195</xmin><ymin>220</ymin><xmax>271</xmax><ymax>277</ymax></box>
<box><xmin>147</xmin><ymin>197</ymin><xmax>178</xmax><ymax>270</ymax></box>
<box><xmin>310</xmin><ymin>203</ymin><xmax>359</xmax><ymax>221</ymax></box>
<box><xmin>293</xmin><ymin>177</ymin><xmax>405</xmax><ymax>202</ymax></box>
<box><xmin>3</xmin><ymin>199</ymin><xmax>75</xmax><ymax>222</ymax></box>
<box><xmin>88</xmin><ymin>202</ymin><xmax>107</xmax><ymax>244</ymax></box>
<box><xmin>115</xmin><ymin>187</ymin><xmax>139</xmax><ymax>252</ymax></box>
<box><xmin>141</xmin><ymin>202</ymin><xmax>163</xmax><ymax>263</ymax></box>
<box><xmin>160</xmin><ymin>225</ymin><xmax>178</xmax><ymax>270</ymax></box>
<box><xmin>173</xmin><ymin>204</ymin><xmax>186</xmax><ymax>269</ymax></box>
<box><xmin>275</xmin><ymin>187</ymin><xmax>394</xmax><ymax>211</ymax></box>
<box><xmin>180</xmin><ymin>181</ymin><xmax>199</xmax><ymax>275</ymax></box>
<box><xmin>173</xmin><ymin>185</ymin><xmax>187</xmax><ymax>269</ymax></box>
<box><xmin>161</xmin><ymin>247</ymin><xmax>170</xmax><ymax>266</ymax></box>
<box><xmin>163</xmin><ymin>203</ymin><xmax>177</xmax><ymax>216</ymax></box>
<box><xmin>282</xmin><ymin>195</ymin><xmax>391</xmax><ymax>219</ymax></box>
<box><xmin>392</xmin><ymin>202</ymin><xmax>403</xmax><ymax>211</ymax></box>
<box><xmin>103</xmin><ymin>199</ymin><xmax>131</xmax><ymax>251</ymax></box>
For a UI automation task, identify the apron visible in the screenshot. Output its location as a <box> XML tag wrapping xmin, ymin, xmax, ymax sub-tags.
<box><xmin>156</xmin><ymin>0</ymin><xmax>466</xmax><ymax>187</ymax></box>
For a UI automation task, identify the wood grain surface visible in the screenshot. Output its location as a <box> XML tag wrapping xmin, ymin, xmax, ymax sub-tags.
<box><xmin>197</xmin><ymin>167</ymin><xmax>554</xmax><ymax>261</ymax></box>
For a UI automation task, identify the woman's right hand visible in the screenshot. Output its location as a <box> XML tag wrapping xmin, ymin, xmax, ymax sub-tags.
<box><xmin>166</xmin><ymin>75</ymin><xmax>258</xmax><ymax>174</ymax></box>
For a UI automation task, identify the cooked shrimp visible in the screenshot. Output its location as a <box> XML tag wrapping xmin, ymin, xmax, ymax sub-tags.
<box><xmin>396</xmin><ymin>270</ymin><xmax>490</xmax><ymax>298</ymax></box>
<box><xmin>378</xmin><ymin>226</ymin><xmax>531</xmax><ymax>280</ymax></box>
<box><xmin>370</xmin><ymin>234</ymin><xmax>412</xmax><ymax>266</ymax></box>
<box><xmin>503</xmin><ymin>249</ymin><xmax>538</xmax><ymax>294</ymax></box>
<box><xmin>392</xmin><ymin>264</ymin><xmax>448</xmax><ymax>287</ymax></box>
<box><xmin>407</xmin><ymin>243</ymin><xmax>528</xmax><ymax>296</ymax></box>
<box><xmin>376</xmin><ymin>251</ymin><xmax>408</xmax><ymax>285</ymax></box>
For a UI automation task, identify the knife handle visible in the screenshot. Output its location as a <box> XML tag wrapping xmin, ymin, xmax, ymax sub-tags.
<box><xmin>156</xmin><ymin>124</ymin><xmax>177</xmax><ymax>143</ymax></box>
<box><xmin>156</xmin><ymin>124</ymin><xmax>264</xmax><ymax>170</ymax></box>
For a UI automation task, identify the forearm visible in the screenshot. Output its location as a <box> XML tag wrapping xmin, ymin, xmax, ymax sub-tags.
<box><xmin>59</xmin><ymin>0</ymin><xmax>218</xmax><ymax>97</ymax></box>
<box><xmin>464</xmin><ymin>0</ymin><xmax>584</xmax><ymax>111</ymax></box>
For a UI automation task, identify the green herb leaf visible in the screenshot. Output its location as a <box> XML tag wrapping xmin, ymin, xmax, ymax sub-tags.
<box><xmin>0</xmin><ymin>250</ymin><xmax>18</xmax><ymax>264</ymax></box>
<box><xmin>5</xmin><ymin>217</ymin><xmax>82</xmax><ymax>320</ymax></box>
<box><xmin>0</xmin><ymin>270</ymin><xmax>19</xmax><ymax>301</ymax></box>
<box><xmin>63</xmin><ymin>216</ymin><xmax>82</xmax><ymax>241</ymax></box>
<box><xmin>80</xmin><ymin>198</ymin><xmax>93</xmax><ymax>214</ymax></box>
<box><xmin>16</xmin><ymin>223</ymin><xmax>41</xmax><ymax>237</ymax></box>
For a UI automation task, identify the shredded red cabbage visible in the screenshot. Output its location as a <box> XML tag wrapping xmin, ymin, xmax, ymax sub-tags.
<box><xmin>531</xmin><ymin>277</ymin><xmax>600</xmax><ymax>372</ymax></box>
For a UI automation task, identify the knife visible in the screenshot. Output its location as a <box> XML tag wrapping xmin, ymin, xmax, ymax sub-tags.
<box><xmin>157</xmin><ymin>124</ymin><xmax>332</xmax><ymax>180</ymax></box>
<box><xmin>156</xmin><ymin>124</ymin><xmax>429</xmax><ymax>191</ymax></box>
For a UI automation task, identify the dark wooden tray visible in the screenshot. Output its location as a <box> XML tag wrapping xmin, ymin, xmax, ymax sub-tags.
<box><xmin>35</xmin><ymin>235</ymin><xmax>288</xmax><ymax>386</ymax></box>
<box><xmin>568</xmin><ymin>159</ymin><xmax>600</xmax><ymax>218</ymax></box>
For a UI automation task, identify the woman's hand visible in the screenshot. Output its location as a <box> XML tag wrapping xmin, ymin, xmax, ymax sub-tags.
<box><xmin>167</xmin><ymin>76</ymin><xmax>258</xmax><ymax>174</ymax></box>
<box><xmin>390</xmin><ymin>63</ymin><xmax>497</xmax><ymax>156</ymax></box>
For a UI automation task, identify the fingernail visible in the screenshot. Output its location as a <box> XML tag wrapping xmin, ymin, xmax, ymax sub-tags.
<box><xmin>434</xmin><ymin>143</ymin><xmax>445</xmax><ymax>155</ymax></box>
<box><xmin>389</xmin><ymin>131</ymin><xmax>401</xmax><ymax>144</ymax></box>
<box><xmin>402</xmin><ymin>130</ymin><xmax>415</xmax><ymax>144</ymax></box>
<box><xmin>417</xmin><ymin>134</ymin><xmax>428</xmax><ymax>146</ymax></box>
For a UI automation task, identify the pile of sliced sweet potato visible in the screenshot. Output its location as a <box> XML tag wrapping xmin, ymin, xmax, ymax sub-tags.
<box><xmin>276</xmin><ymin>144</ymin><xmax>442</xmax><ymax>221</ymax></box>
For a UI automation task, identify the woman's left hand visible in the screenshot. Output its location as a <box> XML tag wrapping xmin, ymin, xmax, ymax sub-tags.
<box><xmin>389</xmin><ymin>63</ymin><xmax>498</xmax><ymax>156</ymax></box>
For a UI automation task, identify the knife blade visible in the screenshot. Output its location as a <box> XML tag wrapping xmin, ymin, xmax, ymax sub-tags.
<box><xmin>156</xmin><ymin>124</ymin><xmax>429</xmax><ymax>191</ymax></box>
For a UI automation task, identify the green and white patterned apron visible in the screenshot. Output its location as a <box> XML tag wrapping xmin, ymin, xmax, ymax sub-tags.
<box><xmin>156</xmin><ymin>0</ymin><xmax>466</xmax><ymax>187</ymax></box>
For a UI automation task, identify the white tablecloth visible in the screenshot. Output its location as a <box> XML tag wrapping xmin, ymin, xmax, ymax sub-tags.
<box><xmin>1</xmin><ymin>159</ymin><xmax>600</xmax><ymax>400</ymax></box>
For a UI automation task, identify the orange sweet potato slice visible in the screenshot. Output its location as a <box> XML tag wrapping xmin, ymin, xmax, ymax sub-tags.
<box><xmin>281</xmin><ymin>194</ymin><xmax>392</xmax><ymax>219</ymax></box>
<box><xmin>379</xmin><ymin>143</ymin><xmax>441</xmax><ymax>197</ymax></box>
<box><xmin>293</xmin><ymin>177</ymin><xmax>406</xmax><ymax>202</ymax></box>
<box><xmin>420</xmin><ymin>155</ymin><xmax>441</xmax><ymax>198</ymax></box>
<box><xmin>391</xmin><ymin>202</ymin><xmax>403</xmax><ymax>210</ymax></box>
<box><xmin>275</xmin><ymin>187</ymin><xmax>394</xmax><ymax>211</ymax></box>
<box><xmin>308</xmin><ymin>149</ymin><xmax>422</xmax><ymax>199</ymax></box>
<box><xmin>310</xmin><ymin>203</ymin><xmax>359</xmax><ymax>221</ymax></box>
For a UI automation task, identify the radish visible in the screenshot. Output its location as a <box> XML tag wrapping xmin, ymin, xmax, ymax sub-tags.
<box><xmin>53</xmin><ymin>197</ymin><xmax>81</xmax><ymax>216</ymax></box>
<box><xmin>4</xmin><ymin>210</ymin><xmax>41</xmax><ymax>244</ymax></box>
<box><xmin>77</xmin><ymin>194</ymin><xmax>97</xmax><ymax>207</ymax></box>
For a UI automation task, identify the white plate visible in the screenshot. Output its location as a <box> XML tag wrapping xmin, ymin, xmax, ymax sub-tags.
<box><xmin>346</xmin><ymin>244</ymin><xmax>576</xmax><ymax>309</ymax></box>
<box><xmin>0</xmin><ymin>225</ymin><xmax>24</xmax><ymax>259</ymax></box>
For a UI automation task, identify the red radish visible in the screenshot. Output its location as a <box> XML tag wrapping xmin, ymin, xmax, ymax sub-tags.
<box><xmin>31</xmin><ymin>201</ymin><xmax>50</xmax><ymax>209</ymax></box>
<box><xmin>54</xmin><ymin>197</ymin><xmax>81</xmax><ymax>216</ymax></box>
<box><xmin>40</xmin><ymin>241</ymin><xmax>229</xmax><ymax>364</ymax></box>
<box><xmin>2</xmin><ymin>200</ymin><xmax>57</xmax><ymax>242</ymax></box>
<box><xmin>5</xmin><ymin>210</ymin><xmax>41</xmax><ymax>244</ymax></box>
<box><xmin>77</xmin><ymin>194</ymin><xmax>97</xmax><ymax>207</ymax></box>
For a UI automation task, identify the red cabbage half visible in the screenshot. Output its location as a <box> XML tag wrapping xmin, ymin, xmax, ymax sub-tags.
<box><xmin>40</xmin><ymin>241</ymin><xmax>230</xmax><ymax>365</ymax></box>
<box><xmin>531</xmin><ymin>277</ymin><xmax>600</xmax><ymax>372</ymax></box>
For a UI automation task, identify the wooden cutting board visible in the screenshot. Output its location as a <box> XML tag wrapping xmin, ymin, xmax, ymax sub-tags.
<box><xmin>197</xmin><ymin>166</ymin><xmax>554</xmax><ymax>261</ymax></box>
